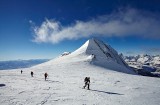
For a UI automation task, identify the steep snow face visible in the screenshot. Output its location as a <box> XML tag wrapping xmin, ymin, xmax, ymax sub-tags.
<box><xmin>71</xmin><ymin>38</ymin><xmax>135</xmax><ymax>74</ymax></box>
<box><xmin>71</xmin><ymin>40</ymin><xmax>89</xmax><ymax>56</ymax></box>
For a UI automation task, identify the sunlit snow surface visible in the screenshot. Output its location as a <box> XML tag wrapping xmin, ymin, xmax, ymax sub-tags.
<box><xmin>0</xmin><ymin>39</ymin><xmax>160</xmax><ymax>105</ymax></box>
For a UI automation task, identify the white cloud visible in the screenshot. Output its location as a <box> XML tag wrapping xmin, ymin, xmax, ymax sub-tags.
<box><xmin>31</xmin><ymin>8</ymin><xmax>160</xmax><ymax>44</ymax></box>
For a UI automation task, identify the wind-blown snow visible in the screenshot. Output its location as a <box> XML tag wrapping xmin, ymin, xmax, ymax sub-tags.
<box><xmin>0</xmin><ymin>39</ymin><xmax>160</xmax><ymax>105</ymax></box>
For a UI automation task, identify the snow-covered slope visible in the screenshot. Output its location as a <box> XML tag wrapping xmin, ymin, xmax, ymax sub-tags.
<box><xmin>1</xmin><ymin>57</ymin><xmax>160</xmax><ymax>105</ymax></box>
<box><xmin>0</xmin><ymin>39</ymin><xmax>160</xmax><ymax>105</ymax></box>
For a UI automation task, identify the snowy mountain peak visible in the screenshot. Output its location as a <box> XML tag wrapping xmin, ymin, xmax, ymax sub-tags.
<box><xmin>72</xmin><ymin>38</ymin><xmax>112</xmax><ymax>56</ymax></box>
<box><xmin>71</xmin><ymin>38</ymin><xmax>136</xmax><ymax>74</ymax></box>
<box><xmin>34</xmin><ymin>38</ymin><xmax>135</xmax><ymax>74</ymax></box>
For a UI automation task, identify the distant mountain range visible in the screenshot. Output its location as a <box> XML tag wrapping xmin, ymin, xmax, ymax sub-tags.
<box><xmin>122</xmin><ymin>54</ymin><xmax>160</xmax><ymax>73</ymax></box>
<box><xmin>123</xmin><ymin>54</ymin><xmax>160</xmax><ymax>67</ymax></box>
<box><xmin>0</xmin><ymin>59</ymin><xmax>50</xmax><ymax>70</ymax></box>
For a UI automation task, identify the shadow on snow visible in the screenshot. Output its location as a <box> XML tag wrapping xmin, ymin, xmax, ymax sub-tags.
<box><xmin>90</xmin><ymin>89</ymin><xmax>124</xmax><ymax>95</ymax></box>
<box><xmin>0</xmin><ymin>84</ymin><xmax>6</xmax><ymax>87</ymax></box>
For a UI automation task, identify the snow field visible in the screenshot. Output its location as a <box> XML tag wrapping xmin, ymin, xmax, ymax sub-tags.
<box><xmin>1</xmin><ymin>60</ymin><xmax>160</xmax><ymax>105</ymax></box>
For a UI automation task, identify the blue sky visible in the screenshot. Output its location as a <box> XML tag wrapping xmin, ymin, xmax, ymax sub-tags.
<box><xmin>0</xmin><ymin>0</ymin><xmax>160</xmax><ymax>61</ymax></box>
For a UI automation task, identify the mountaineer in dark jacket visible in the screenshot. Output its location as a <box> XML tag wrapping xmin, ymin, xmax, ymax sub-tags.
<box><xmin>21</xmin><ymin>70</ymin><xmax>23</xmax><ymax>74</ymax></box>
<box><xmin>31</xmin><ymin>71</ymin><xmax>34</xmax><ymax>77</ymax></box>
<box><xmin>44</xmin><ymin>72</ymin><xmax>48</xmax><ymax>81</ymax></box>
<box><xmin>83</xmin><ymin>77</ymin><xmax>90</xmax><ymax>90</ymax></box>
